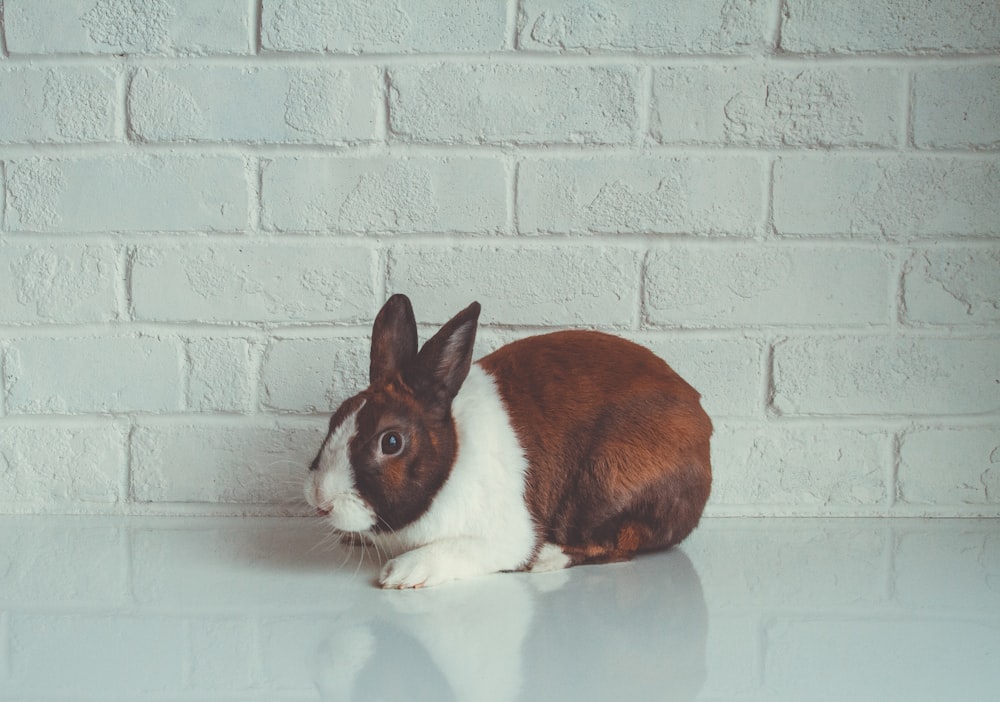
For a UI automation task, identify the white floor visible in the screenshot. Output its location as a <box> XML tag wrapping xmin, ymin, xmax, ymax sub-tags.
<box><xmin>1</xmin><ymin>516</ymin><xmax>998</xmax><ymax>701</ymax></box>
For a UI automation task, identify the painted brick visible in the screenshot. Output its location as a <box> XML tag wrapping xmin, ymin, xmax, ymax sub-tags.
<box><xmin>651</xmin><ymin>66</ymin><xmax>901</xmax><ymax>147</ymax></box>
<box><xmin>131</xmin><ymin>419</ymin><xmax>326</xmax><ymax>503</ymax></box>
<box><xmin>0</xmin><ymin>66</ymin><xmax>116</xmax><ymax>143</ymax></box>
<box><xmin>0</xmin><ymin>522</ymin><xmax>127</xmax><ymax>602</ymax></box>
<box><xmin>4</xmin><ymin>156</ymin><xmax>248</xmax><ymax>233</ymax></box>
<box><xmin>710</xmin><ymin>425</ymin><xmax>888</xmax><ymax>507</ymax></box>
<box><xmin>261</xmin><ymin>156</ymin><xmax>506</xmax><ymax>234</ymax></box>
<box><xmin>0</xmin><ymin>243</ymin><xmax>119</xmax><ymax>324</ymax></box>
<box><xmin>387</xmin><ymin>244</ymin><xmax>640</xmax><ymax>326</ymax></box>
<box><xmin>5</xmin><ymin>336</ymin><xmax>182</xmax><ymax>414</ymax></box>
<box><xmin>773</xmin><ymin>156</ymin><xmax>1000</xmax><ymax>238</ymax></box>
<box><xmin>389</xmin><ymin>65</ymin><xmax>639</xmax><ymax>145</ymax></box>
<box><xmin>780</xmin><ymin>0</ymin><xmax>1000</xmax><ymax>54</ymax></box>
<box><xmin>262</xmin><ymin>0</ymin><xmax>507</xmax><ymax>53</ymax></box>
<box><xmin>128</xmin><ymin>66</ymin><xmax>378</xmax><ymax>144</ymax></box>
<box><xmin>645</xmin><ymin>244</ymin><xmax>890</xmax><ymax>328</ymax></box>
<box><xmin>913</xmin><ymin>65</ymin><xmax>1000</xmax><ymax>149</ymax></box>
<box><xmin>898</xmin><ymin>428</ymin><xmax>1000</xmax><ymax>507</ymax></box>
<box><xmin>0</xmin><ymin>423</ymin><xmax>126</xmax><ymax>505</ymax></box>
<box><xmin>4</xmin><ymin>0</ymin><xmax>252</xmax><ymax>55</ymax></box>
<box><xmin>518</xmin><ymin>0</ymin><xmax>775</xmax><ymax>53</ymax></box>
<box><xmin>772</xmin><ymin>336</ymin><xmax>1000</xmax><ymax>416</ymax></box>
<box><xmin>260</xmin><ymin>337</ymin><xmax>369</xmax><ymax>413</ymax></box>
<box><xmin>518</xmin><ymin>156</ymin><xmax>764</xmax><ymax>236</ymax></box>
<box><xmin>130</xmin><ymin>242</ymin><xmax>375</xmax><ymax>324</ymax></box>
<box><xmin>902</xmin><ymin>247</ymin><xmax>1000</xmax><ymax>326</ymax></box>
<box><xmin>639</xmin><ymin>337</ymin><xmax>765</xmax><ymax>419</ymax></box>
<box><xmin>186</xmin><ymin>337</ymin><xmax>256</xmax><ymax>412</ymax></box>
<box><xmin>7</xmin><ymin>614</ymin><xmax>187</xmax><ymax>694</ymax></box>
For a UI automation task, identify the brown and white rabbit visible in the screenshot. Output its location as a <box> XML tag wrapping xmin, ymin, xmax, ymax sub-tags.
<box><xmin>305</xmin><ymin>294</ymin><xmax>712</xmax><ymax>589</ymax></box>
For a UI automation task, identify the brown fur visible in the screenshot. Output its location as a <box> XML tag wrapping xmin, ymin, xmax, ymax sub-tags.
<box><xmin>478</xmin><ymin>330</ymin><xmax>713</xmax><ymax>566</ymax></box>
<box><xmin>309</xmin><ymin>296</ymin><xmax>479</xmax><ymax>533</ymax></box>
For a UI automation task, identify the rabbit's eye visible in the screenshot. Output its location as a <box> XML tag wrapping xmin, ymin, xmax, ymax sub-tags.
<box><xmin>379</xmin><ymin>431</ymin><xmax>404</xmax><ymax>456</ymax></box>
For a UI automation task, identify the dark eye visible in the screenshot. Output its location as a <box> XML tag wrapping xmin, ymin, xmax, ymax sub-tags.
<box><xmin>379</xmin><ymin>431</ymin><xmax>404</xmax><ymax>456</ymax></box>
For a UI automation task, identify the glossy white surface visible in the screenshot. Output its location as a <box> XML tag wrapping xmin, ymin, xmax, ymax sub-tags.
<box><xmin>1</xmin><ymin>517</ymin><xmax>998</xmax><ymax>701</ymax></box>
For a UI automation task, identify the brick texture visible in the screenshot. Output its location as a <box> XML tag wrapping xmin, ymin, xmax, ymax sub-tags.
<box><xmin>0</xmin><ymin>66</ymin><xmax>117</xmax><ymax>143</ymax></box>
<box><xmin>389</xmin><ymin>65</ymin><xmax>640</xmax><ymax>144</ymax></box>
<box><xmin>261</xmin><ymin>156</ymin><xmax>506</xmax><ymax>234</ymax></box>
<box><xmin>129</xmin><ymin>242</ymin><xmax>376</xmax><ymax>323</ymax></box>
<box><xmin>780</xmin><ymin>0</ymin><xmax>1000</xmax><ymax>54</ymax></box>
<box><xmin>261</xmin><ymin>0</ymin><xmax>507</xmax><ymax>53</ymax></box>
<box><xmin>652</xmin><ymin>66</ymin><xmax>901</xmax><ymax>147</ymax></box>
<box><xmin>0</xmin><ymin>243</ymin><xmax>120</xmax><ymax>324</ymax></box>
<box><xmin>913</xmin><ymin>66</ymin><xmax>1000</xmax><ymax>149</ymax></box>
<box><xmin>517</xmin><ymin>0</ymin><xmax>775</xmax><ymax>54</ymax></box>
<box><xmin>4</xmin><ymin>0</ymin><xmax>252</xmax><ymax>55</ymax></box>
<box><xmin>518</xmin><ymin>156</ymin><xmax>765</xmax><ymax>235</ymax></box>
<box><xmin>128</xmin><ymin>66</ymin><xmax>379</xmax><ymax>144</ymax></box>
<box><xmin>5</xmin><ymin>157</ymin><xmax>248</xmax><ymax>232</ymax></box>
<box><xmin>0</xmin><ymin>1</ymin><xmax>997</xmax><ymax>518</ymax></box>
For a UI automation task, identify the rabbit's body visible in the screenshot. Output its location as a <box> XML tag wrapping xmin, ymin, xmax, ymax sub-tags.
<box><xmin>306</xmin><ymin>296</ymin><xmax>712</xmax><ymax>589</ymax></box>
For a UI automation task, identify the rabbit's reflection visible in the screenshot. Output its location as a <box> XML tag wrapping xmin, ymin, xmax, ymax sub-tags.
<box><xmin>313</xmin><ymin>548</ymin><xmax>707</xmax><ymax>702</ymax></box>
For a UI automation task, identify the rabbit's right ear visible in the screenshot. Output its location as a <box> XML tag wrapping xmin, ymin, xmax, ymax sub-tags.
<box><xmin>370</xmin><ymin>294</ymin><xmax>418</xmax><ymax>386</ymax></box>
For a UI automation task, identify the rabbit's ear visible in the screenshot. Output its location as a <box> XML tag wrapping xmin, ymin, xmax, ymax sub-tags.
<box><xmin>370</xmin><ymin>294</ymin><xmax>418</xmax><ymax>386</ymax></box>
<box><xmin>412</xmin><ymin>301</ymin><xmax>481</xmax><ymax>403</ymax></box>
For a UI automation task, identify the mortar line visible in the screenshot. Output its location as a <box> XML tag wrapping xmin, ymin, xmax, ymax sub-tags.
<box><xmin>121</xmin><ymin>65</ymin><xmax>139</xmax><ymax>144</ymax></box>
<box><xmin>251</xmin><ymin>0</ymin><xmax>264</xmax><ymax>54</ymax></box>
<box><xmin>506</xmin><ymin>154</ymin><xmax>519</xmax><ymax>235</ymax></box>
<box><xmin>5</xmin><ymin>50</ymin><xmax>1000</xmax><ymax>66</ymax></box>
<box><xmin>506</xmin><ymin>0</ymin><xmax>521</xmax><ymax>50</ymax></box>
<box><xmin>247</xmin><ymin>155</ymin><xmax>264</xmax><ymax>234</ymax></box>
<box><xmin>763</xmin><ymin>337</ymin><xmax>778</xmax><ymax>419</ymax></box>
<box><xmin>123</xmin><ymin>420</ymin><xmax>136</xmax><ymax>506</ymax></box>
<box><xmin>3</xmin><ymin>140</ymin><xmax>997</xmax><ymax>159</ymax></box>
<box><xmin>0</xmin><ymin>341</ymin><xmax>7</xmax><ymax>418</ymax></box>
<box><xmin>905</xmin><ymin>66</ymin><xmax>918</xmax><ymax>150</ymax></box>
<box><xmin>180</xmin><ymin>335</ymin><xmax>194</xmax><ymax>413</ymax></box>
<box><xmin>0</xmin><ymin>160</ymin><xmax>6</xmax><ymax>233</ymax></box>
<box><xmin>892</xmin><ymin>244</ymin><xmax>910</xmax><ymax>330</ymax></box>
<box><xmin>248</xmin><ymin>333</ymin><xmax>266</xmax><ymax>415</ymax></box>
<box><xmin>113</xmin><ymin>62</ymin><xmax>129</xmax><ymax>143</ymax></box>
<box><xmin>0</xmin><ymin>0</ymin><xmax>8</xmax><ymax>59</ymax></box>
<box><xmin>9</xmin><ymin>229</ymin><xmax>1000</xmax><ymax>248</ymax></box>
<box><xmin>888</xmin><ymin>429</ymin><xmax>904</xmax><ymax>512</ymax></box>
<box><xmin>638</xmin><ymin>65</ymin><xmax>654</xmax><ymax>144</ymax></box>
<box><xmin>115</xmin><ymin>244</ymin><xmax>132</xmax><ymax>323</ymax></box>
<box><xmin>375</xmin><ymin>245</ymin><xmax>389</xmax><ymax>306</ymax></box>
<box><xmin>771</xmin><ymin>0</ymin><xmax>786</xmax><ymax>54</ymax></box>
<box><xmin>764</xmin><ymin>154</ymin><xmax>778</xmax><ymax>238</ymax></box>
<box><xmin>377</xmin><ymin>66</ymin><xmax>391</xmax><ymax>143</ymax></box>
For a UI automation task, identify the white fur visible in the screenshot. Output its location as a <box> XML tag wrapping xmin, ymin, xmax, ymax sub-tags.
<box><xmin>530</xmin><ymin>542</ymin><xmax>571</xmax><ymax>573</ymax></box>
<box><xmin>306</xmin><ymin>403</ymin><xmax>377</xmax><ymax>533</ymax></box>
<box><xmin>376</xmin><ymin>364</ymin><xmax>537</xmax><ymax>588</ymax></box>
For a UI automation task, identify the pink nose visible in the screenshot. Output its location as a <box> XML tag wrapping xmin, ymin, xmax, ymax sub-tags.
<box><xmin>316</xmin><ymin>506</ymin><xmax>331</xmax><ymax>516</ymax></box>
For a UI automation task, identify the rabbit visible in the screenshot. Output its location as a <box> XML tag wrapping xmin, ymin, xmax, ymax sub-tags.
<box><xmin>305</xmin><ymin>294</ymin><xmax>712</xmax><ymax>589</ymax></box>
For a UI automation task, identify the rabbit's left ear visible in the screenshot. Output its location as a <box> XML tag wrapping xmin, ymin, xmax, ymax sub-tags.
<box><xmin>412</xmin><ymin>301</ymin><xmax>481</xmax><ymax>402</ymax></box>
<box><xmin>370</xmin><ymin>294</ymin><xmax>418</xmax><ymax>386</ymax></box>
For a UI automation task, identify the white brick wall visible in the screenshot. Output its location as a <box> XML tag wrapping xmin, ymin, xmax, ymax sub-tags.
<box><xmin>0</xmin><ymin>0</ymin><xmax>997</xmax><ymax>517</ymax></box>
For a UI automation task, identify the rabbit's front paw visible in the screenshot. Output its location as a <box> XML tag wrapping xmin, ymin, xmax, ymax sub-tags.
<box><xmin>379</xmin><ymin>548</ymin><xmax>458</xmax><ymax>589</ymax></box>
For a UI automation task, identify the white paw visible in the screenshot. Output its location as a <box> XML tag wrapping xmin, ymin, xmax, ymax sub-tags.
<box><xmin>530</xmin><ymin>542</ymin><xmax>571</xmax><ymax>573</ymax></box>
<box><xmin>379</xmin><ymin>549</ymin><xmax>457</xmax><ymax>589</ymax></box>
